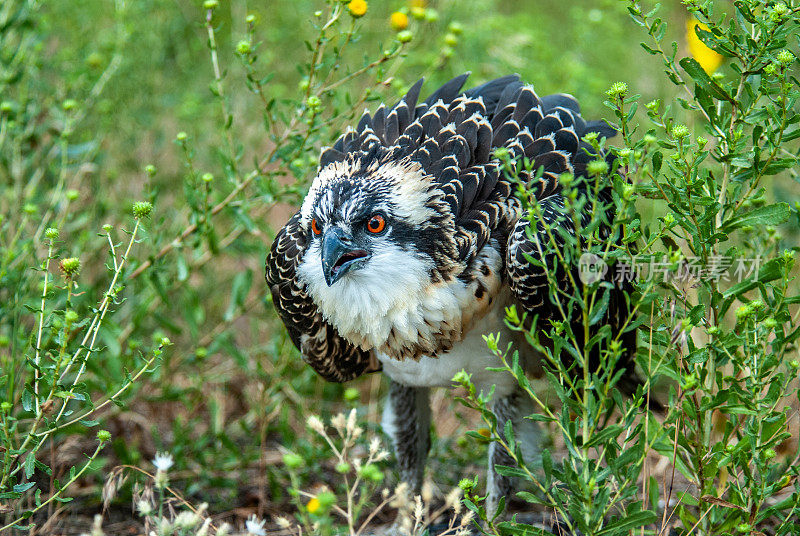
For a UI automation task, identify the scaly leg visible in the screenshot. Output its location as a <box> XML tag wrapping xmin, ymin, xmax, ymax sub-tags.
<box><xmin>486</xmin><ymin>388</ymin><xmax>542</xmax><ymax>520</ymax></box>
<box><xmin>382</xmin><ymin>380</ymin><xmax>431</xmax><ymax>493</ymax></box>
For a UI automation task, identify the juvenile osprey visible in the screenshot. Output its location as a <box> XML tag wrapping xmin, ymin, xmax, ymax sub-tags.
<box><xmin>266</xmin><ymin>74</ymin><xmax>637</xmax><ymax>514</ymax></box>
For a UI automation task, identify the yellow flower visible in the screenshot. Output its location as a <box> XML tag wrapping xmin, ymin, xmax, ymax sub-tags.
<box><xmin>348</xmin><ymin>0</ymin><xmax>367</xmax><ymax>18</ymax></box>
<box><xmin>390</xmin><ymin>11</ymin><xmax>409</xmax><ymax>31</ymax></box>
<box><xmin>687</xmin><ymin>18</ymin><xmax>724</xmax><ymax>74</ymax></box>
<box><xmin>306</xmin><ymin>497</ymin><xmax>321</xmax><ymax>514</ymax></box>
<box><xmin>410</xmin><ymin>0</ymin><xmax>426</xmax><ymax>7</ymax></box>
<box><xmin>477</xmin><ymin>427</ymin><xmax>491</xmax><ymax>438</ymax></box>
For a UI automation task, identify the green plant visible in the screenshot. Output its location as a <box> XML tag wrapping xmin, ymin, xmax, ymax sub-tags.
<box><xmin>457</xmin><ymin>1</ymin><xmax>800</xmax><ymax>534</ymax></box>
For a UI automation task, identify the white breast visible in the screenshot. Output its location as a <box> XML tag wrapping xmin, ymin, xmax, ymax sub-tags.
<box><xmin>378</xmin><ymin>287</ymin><xmax>525</xmax><ymax>398</ymax></box>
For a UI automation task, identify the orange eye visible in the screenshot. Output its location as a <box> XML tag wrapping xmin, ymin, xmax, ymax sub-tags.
<box><xmin>366</xmin><ymin>214</ymin><xmax>386</xmax><ymax>234</ymax></box>
<box><xmin>311</xmin><ymin>218</ymin><xmax>322</xmax><ymax>236</ymax></box>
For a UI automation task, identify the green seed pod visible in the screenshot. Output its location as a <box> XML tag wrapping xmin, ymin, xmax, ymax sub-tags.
<box><xmin>60</xmin><ymin>257</ymin><xmax>81</xmax><ymax>277</ymax></box>
<box><xmin>397</xmin><ymin>30</ymin><xmax>413</xmax><ymax>43</ymax></box>
<box><xmin>282</xmin><ymin>452</ymin><xmax>304</xmax><ymax>469</ymax></box>
<box><xmin>132</xmin><ymin>201</ymin><xmax>153</xmax><ymax>219</ymax></box>
<box><xmin>672</xmin><ymin>124</ymin><xmax>690</xmax><ymax>139</ymax></box>
<box><xmin>236</xmin><ymin>40</ymin><xmax>251</xmax><ymax>55</ymax></box>
<box><xmin>65</xmin><ymin>310</ymin><xmax>79</xmax><ymax>324</ymax></box>
<box><xmin>586</xmin><ymin>159</ymin><xmax>609</xmax><ymax>176</ymax></box>
<box><xmin>97</xmin><ymin>430</ymin><xmax>112</xmax><ymax>442</ymax></box>
<box><xmin>45</xmin><ymin>228</ymin><xmax>59</xmax><ymax>241</ymax></box>
<box><xmin>605</xmin><ymin>81</ymin><xmax>628</xmax><ymax>99</ymax></box>
<box><xmin>335</xmin><ymin>461</ymin><xmax>351</xmax><ymax>474</ymax></box>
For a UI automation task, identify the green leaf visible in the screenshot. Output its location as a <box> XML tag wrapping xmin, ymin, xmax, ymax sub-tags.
<box><xmin>722</xmin><ymin>203</ymin><xmax>790</xmax><ymax>232</ymax></box>
<box><xmin>25</xmin><ymin>454</ymin><xmax>35</xmax><ymax>478</ymax></box>
<box><xmin>679</xmin><ymin>57</ymin><xmax>734</xmax><ymax>103</ymax></box>
<box><xmin>597</xmin><ymin>510</ymin><xmax>657</xmax><ymax>534</ymax></box>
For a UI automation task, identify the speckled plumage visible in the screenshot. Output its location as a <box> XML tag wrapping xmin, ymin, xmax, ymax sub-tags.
<box><xmin>266</xmin><ymin>74</ymin><xmax>637</xmax><ymax>515</ymax></box>
<box><xmin>266</xmin><ymin>74</ymin><xmax>623</xmax><ymax>376</ymax></box>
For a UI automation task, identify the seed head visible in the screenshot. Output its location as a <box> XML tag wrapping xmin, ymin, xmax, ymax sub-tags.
<box><xmin>62</xmin><ymin>99</ymin><xmax>77</xmax><ymax>111</ymax></box>
<box><xmin>236</xmin><ymin>40</ymin><xmax>252</xmax><ymax>55</ymax></box>
<box><xmin>203</xmin><ymin>0</ymin><xmax>218</xmax><ymax>9</ymax></box>
<box><xmin>777</xmin><ymin>49</ymin><xmax>794</xmax><ymax>65</ymax></box>
<box><xmin>359</xmin><ymin>463</ymin><xmax>384</xmax><ymax>482</ymax></box>
<box><xmin>586</xmin><ymin>159</ymin><xmax>609</xmax><ymax>176</ymax></box>
<box><xmin>45</xmin><ymin>227</ymin><xmax>59</xmax><ymax>241</ymax></box>
<box><xmin>132</xmin><ymin>201</ymin><xmax>153</xmax><ymax>219</ymax></box>
<box><xmin>448</xmin><ymin>21</ymin><xmax>463</xmax><ymax>35</ymax></box>
<box><xmin>65</xmin><ymin>310</ymin><xmax>79</xmax><ymax>324</ymax></box>
<box><xmin>672</xmin><ymin>124</ymin><xmax>690</xmax><ymax>139</ymax></box>
<box><xmin>96</xmin><ymin>429</ymin><xmax>111</xmax><ymax>442</ymax></box>
<box><xmin>397</xmin><ymin>30</ymin><xmax>413</xmax><ymax>43</ymax></box>
<box><xmin>306</xmin><ymin>95</ymin><xmax>321</xmax><ymax>110</ymax></box>
<box><xmin>348</xmin><ymin>0</ymin><xmax>367</xmax><ymax>18</ymax></box>
<box><xmin>343</xmin><ymin>387</ymin><xmax>359</xmax><ymax>402</ymax></box>
<box><xmin>444</xmin><ymin>32</ymin><xmax>458</xmax><ymax>46</ymax></box>
<box><xmin>606</xmin><ymin>81</ymin><xmax>628</xmax><ymax>99</ymax></box>
<box><xmin>60</xmin><ymin>257</ymin><xmax>81</xmax><ymax>277</ymax></box>
<box><xmin>282</xmin><ymin>452</ymin><xmax>304</xmax><ymax>469</ymax></box>
<box><xmin>335</xmin><ymin>461</ymin><xmax>351</xmax><ymax>473</ymax></box>
<box><xmin>390</xmin><ymin>11</ymin><xmax>409</xmax><ymax>31</ymax></box>
<box><xmin>176</xmin><ymin>131</ymin><xmax>188</xmax><ymax>142</ymax></box>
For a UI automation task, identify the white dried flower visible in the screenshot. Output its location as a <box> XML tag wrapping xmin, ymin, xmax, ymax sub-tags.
<box><xmin>174</xmin><ymin>510</ymin><xmax>200</xmax><ymax>530</ymax></box>
<box><xmin>346</xmin><ymin>408</ymin><xmax>357</xmax><ymax>434</ymax></box>
<box><xmin>274</xmin><ymin>516</ymin><xmax>292</xmax><ymax>529</ymax></box>
<box><xmin>245</xmin><ymin>514</ymin><xmax>267</xmax><ymax>536</ymax></box>
<box><xmin>414</xmin><ymin>495</ymin><xmax>423</xmax><ymax>522</ymax></box>
<box><xmin>369</xmin><ymin>437</ymin><xmax>381</xmax><ymax>456</ymax></box>
<box><xmin>331</xmin><ymin>413</ymin><xmax>347</xmax><ymax>435</ymax></box>
<box><xmin>391</xmin><ymin>481</ymin><xmax>410</xmax><ymax>508</ymax></box>
<box><xmin>136</xmin><ymin>499</ymin><xmax>153</xmax><ymax>516</ymax></box>
<box><xmin>216</xmin><ymin>522</ymin><xmax>231</xmax><ymax>536</ymax></box>
<box><xmin>445</xmin><ymin>487</ymin><xmax>462</xmax><ymax>514</ymax></box>
<box><xmin>374</xmin><ymin>449</ymin><xmax>390</xmax><ymax>462</ymax></box>
<box><xmin>307</xmin><ymin>415</ymin><xmax>325</xmax><ymax>435</ymax></box>
<box><xmin>152</xmin><ymin>452</ymin><xmax>174</xmax><ymax>472</ymax></box>
<box><xmin>195</xmin><ymin>518</ymin><xmax>212</xmax><ymax>536</ymax></box>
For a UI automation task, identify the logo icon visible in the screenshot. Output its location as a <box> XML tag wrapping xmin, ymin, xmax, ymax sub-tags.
<box><xmin>579</xmin><ymin>252</ymin><xmax>608</xmax><ymax>284</ymax></box>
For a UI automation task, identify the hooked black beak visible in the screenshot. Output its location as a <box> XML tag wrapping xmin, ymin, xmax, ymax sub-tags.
<box><xmin>321</xmin><ymin>226</ymin><xmax>371</xmax><ymax>286</ymax></box>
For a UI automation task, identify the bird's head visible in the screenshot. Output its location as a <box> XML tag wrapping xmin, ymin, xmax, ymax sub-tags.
<box><xmin>298</xmin><ymin>155</ymin><xmax>452</xmax><ymax>286</ymax></box>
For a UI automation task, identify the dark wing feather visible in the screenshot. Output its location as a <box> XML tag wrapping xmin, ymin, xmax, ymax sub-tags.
<box><xmin>266</xmin><ymin>212</ymin><xmax>378</xmax><ymax>382</ymax></box>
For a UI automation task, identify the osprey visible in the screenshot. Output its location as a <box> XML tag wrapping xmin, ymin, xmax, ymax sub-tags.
<box><xmin>266</xmin><ymin>74</ymin><xmax>638</xmax><ymax>514</ymax></box>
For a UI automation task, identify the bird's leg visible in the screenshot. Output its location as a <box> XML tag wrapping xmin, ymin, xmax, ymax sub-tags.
<box><xmin>382</xmin><ymin>380</ymin><xmax>431</xmax><ymax>493</ymax></box>
<box><xmin>486</xmin><ymin>388</ymin><xmax>541</xmax><ymax>521</ymax></box>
